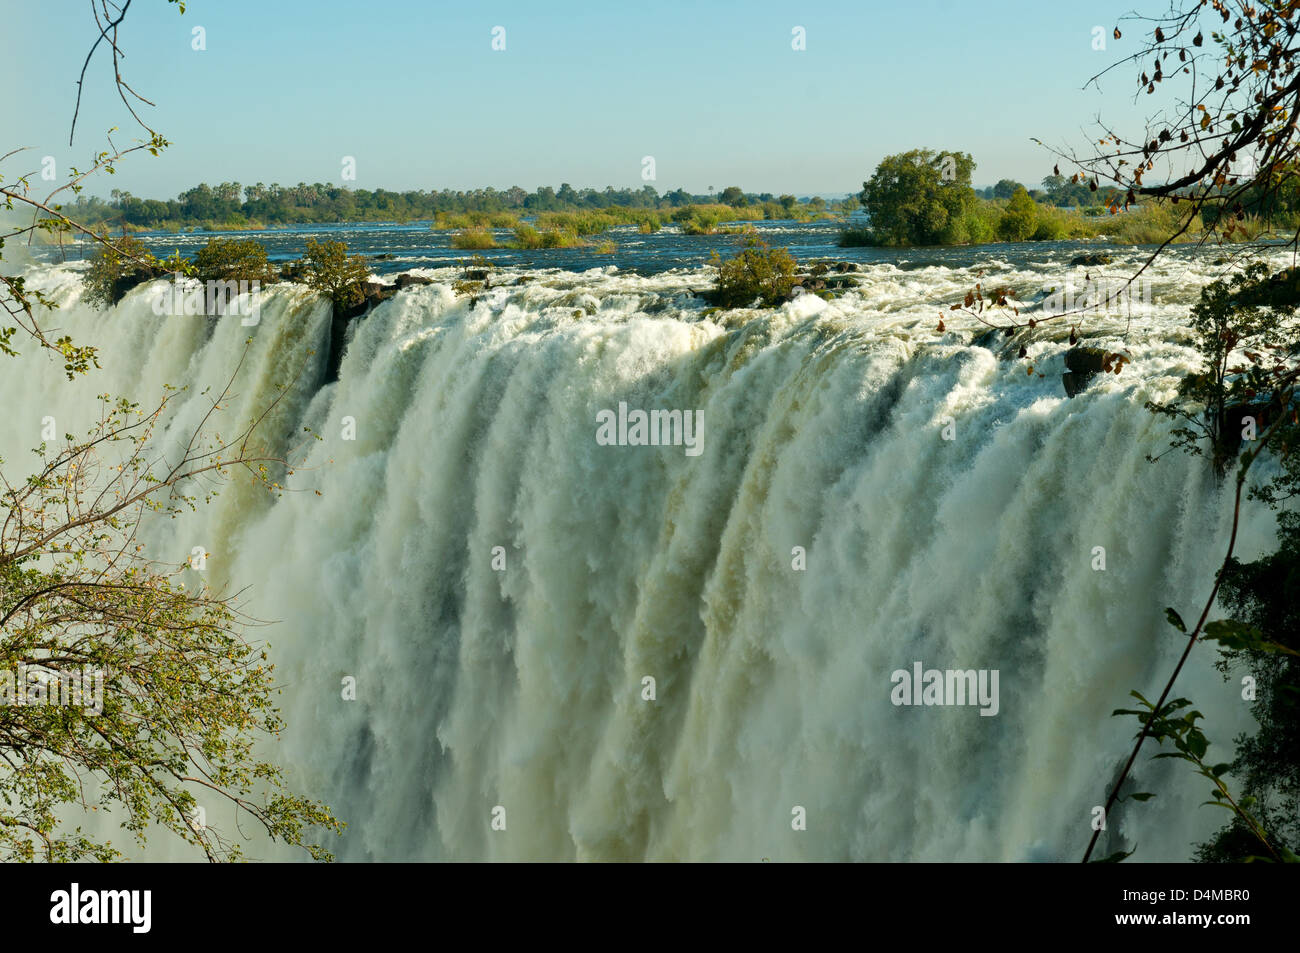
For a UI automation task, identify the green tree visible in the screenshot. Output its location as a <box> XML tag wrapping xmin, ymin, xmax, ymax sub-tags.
<box><xmin>0</xmin><ymin>381</ymin><xmax>342</xmax><ymax>861</ymax></box>
<box><xmin>719</xmin><ymin>186</ymin><xmax>747</xmax><ymax>207</ymax></box>
<box><xmin>0</xmin><ymin>0</ymin><xmax>341</xmax><ymax>861</ymax></box>
<box><xmin>193</xmin><ymin>237</ymin><xmax>274</xmax><ymax>285</ymax></box>
<box><xmin>301</xmin><ymin>239</ymin><xmax>369</xmax><ymax>309</ymax></box>
<box><xmin>992</xmin><ymin>178</ymin><xmax>1025</xmax><ymax>199</ymax></box>
<box><xmin>1144</xmin><ymin>262</ymin><xmax>1299</xmax><ymax>471</ymax></box>
<box><xmin>997</xmin><ymin>186</ymin><xmax>1039</xmax><ymax>241</ymax></box>
<box><xmin>857</xmin><ymin>149</ymin><xmax>977</xmax><ymax>246</ymax></box>
<box><xmin>82</xmin><ymin>235</ymin><xmax>163</xmax><ymax>310</ymax></box>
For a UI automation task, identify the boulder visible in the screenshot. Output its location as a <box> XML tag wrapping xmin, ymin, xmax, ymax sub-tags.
<box><xmin>394</xmin><ymin>272</ymin><xmax>434</xmax><ymax>289</ymax></box>
<box><xmin>1070</xmin><ymin>252</ymin><xmax>1113</xmax><ymax>267</ymax></box>
<box><xmin>1061</xmin><ymin>346</ymin><xmax>1108</xmax><ymax>397</ymax></box>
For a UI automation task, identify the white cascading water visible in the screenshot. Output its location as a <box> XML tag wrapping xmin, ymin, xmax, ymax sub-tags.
<box><xmin>1</xmin><ymin>250</ymin><xmax>1284</xmax><ymax>861</ymax></box>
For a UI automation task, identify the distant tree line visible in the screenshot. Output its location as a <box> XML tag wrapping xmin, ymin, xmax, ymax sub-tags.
<box><xmin>976</xmin><ymin>175</ymin><xmax>1121</xmax><ymax>206</ymax></box>
<box><xmin>63</xmin><ymin>182</ymin><xmax>850</xmax><ymax>231</ymax></box>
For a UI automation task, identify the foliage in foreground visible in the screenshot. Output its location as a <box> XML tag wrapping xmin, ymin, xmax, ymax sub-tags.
<box><xmin>1145</xmin><ymin>262</ymin><xmax>1300</xmax><ymax>471</ymax></box>
<box><xmin>1</xmin><ymin>0</ymin><xmax>342</xmax><ymax>861</ymax></box>
<box><xmin>1195</xmin><ymin>508</ymin><xmax>1300</xmax><ymax>862</ymax></box>
<box><xmin>1097</xmin><ymin>264</ymin><xmax>1300</xmax><ymax>864</ymax></box>
<box><xmin>0</xmin><ymin>385</ymin><xmax>342</xmax><ymax>861</ymax></box>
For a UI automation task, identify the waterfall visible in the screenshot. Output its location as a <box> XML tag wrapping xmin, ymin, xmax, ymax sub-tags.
<box><xmin>1</xmin><ymin>255</ymin><xmax>1281</xmax><ymax>861</ymax></box>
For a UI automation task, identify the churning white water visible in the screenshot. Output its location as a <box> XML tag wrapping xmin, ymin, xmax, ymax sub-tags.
<box><xmin>1</xmin><ymin>250</ymin><xmax>1286</xmax><ymax>861</ymax></box>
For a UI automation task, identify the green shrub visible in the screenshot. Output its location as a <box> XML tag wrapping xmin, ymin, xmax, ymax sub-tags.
<box><xmin>508</xmin><ymin>225</ymin><xmax>585</xmax><ymax>249</ymax></box>
<box><xmin>540</xmin><ymin>229</ymin><xmax>583</xmax><ymax>248</ymax></box>
<box><xmin>837</xmin><ymin>227</ymin><xmax>875</xmax><ymax>247</ymax></box>
<box><xmin>997</xmin><ymin>187</ymin><xmax>1038</xmax><ymax>241</ymax></box>
<box><xmin>451</xmin><ymin>228</ymin><xmax>499</xmax><ymax>250</ymax></box>
<box><xmin>300</xmin><ymin>238</ymin><xmax>370</xmax><ymax>308</ymax></box>
<box><xmin>510</xmin><ymin>224</ymin><xmax>543</xmax><ymax>249</ymax></box>
<box><xmin>81</xmin><ymin>235</ymin><xmax>164</xmax><ymax>309</ymax></box>
<box><xmin>533</xmin><ymin>211</ymin><xmax>610</xmax><ymax>236</ymax></box>
<box><xmin>960</xmin><ymin>204</ymin><xmax>1000</xmax><ymax>243</ymax></box>
<box><xmin>193</xmin><ymin>237</ymin><xmax>274</xmax><ymax>285</ymax></box>
<box><xmin>1031</xmin><ymin>216</ymin><xmax>1067</xmax><ymax>240</ymax></box>
<box><xmin>434</xmin><ymin>211</ymin><xmax>519</xmax><ymax>229</ymax></box>
<box><xmin>707</xmin><ymin>238</ymin><xmax>798</xmax><ymax>308</ymax></box>
<box><xmin>940</xmin><ymin>201</ymin><xmax>1000</xmax><ymax>244</ymax></box>
<box><xmin>1030</xmin><ymin>204</ymin><xmax>1096</xmax><ymax>240</ymax></box>
<box><xmin>682</xmin><ymin>209</ymin><xmax>722</xmax><ymax>235</ymax></box>
<box><xmin>1098</xmin><ymin>200</ymin><xmax>1200</xmax><ymax>244</ymax></box>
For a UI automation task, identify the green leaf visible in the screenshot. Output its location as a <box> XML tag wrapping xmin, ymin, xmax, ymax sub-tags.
<box><xmin>1204</xmin><ymin>619</ymin><xmax>1300</xmax><ymax>656</ymax></box>
<box><xmin>1200</xmin><ymin>801</ymin><xmax>1239</xmax><ymax>812</ymax></box>
<box><xmin>1165</xmin><ymin>607</ymin><xmax>1187</xmax><ymax>632</ymax></box>
<box><xmin>1093</xmin><ymin>848</ymin><xmax>1135</xmax><ymax>863</ymax></box>
<box><xmin>1128</xmin><ymin>792</ymin><xmax>1156</xmax><ymax>802</ymax></box>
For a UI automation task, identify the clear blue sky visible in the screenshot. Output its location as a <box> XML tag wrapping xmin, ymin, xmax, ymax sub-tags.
<box><xmin>4</xmin><ymin>0</ymin><xmax>1150</xmax><ymax>198</ymax></box>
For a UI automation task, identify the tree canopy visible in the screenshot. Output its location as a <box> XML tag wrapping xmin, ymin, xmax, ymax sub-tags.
<box><xmin>857</xmin><ymin>149</ymin><xmax>978</xmax><ymax>246</ymax></box>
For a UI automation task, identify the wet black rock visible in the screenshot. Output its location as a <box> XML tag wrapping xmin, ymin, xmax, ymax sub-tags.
<box><xmin>394</xmin><ymin>273</ymin><xmax>434</xmax><ymax>290</ymax></box>
<box><xmin>1069</xmin><ymin>252</ymin><xmax>1113</xmax><ymax>267</ymax></box>
<box><xmin>1062</xmin><ymin>346</ymin><xmax>1107</xmax><ymax>397</ymax></box>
